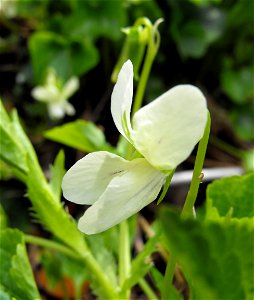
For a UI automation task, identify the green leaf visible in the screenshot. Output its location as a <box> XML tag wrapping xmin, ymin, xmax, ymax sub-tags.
<box><xmin>221</xmin><ymin>66</ymin><xmax>254</xmax><ymax>104</ymax></box>
<box><xmin>49</xmin><ymin>150</ymin><xmax>65</xmax><ymax>201</ymax></box>
<box><xmin>0</xmin><ymin>101</ymin><xmax>40</xmax><ymax>182</ymax></box>
<box><xmin>62</xmin><ymin>0</ymin><xmax>127</xmax><ymax>41</ymax></box>
<box><xmin>207</xmin><ymin>173</ymin><xmax>254</xmax><ymax>218</ymax></box>
<box><xmin>160</xmin><ymin>208</ymin><xmax>254</xmax><ymax>300</ymax></box>
<box><xmin>122</xmin><ymin>235</ymin><xmax>158</xmax><ymax>291</ymax></box>
<box><xmin>41</xmin><ymin>252</ymin><xmax>63</xmax><ymax>290</ymax></box>
<box><xmin>150</xmin><ymin>267</ymin><xmax>164</xmax><ymax>294</ymax></box>
<box><xmin>41</xmin><ymin>250</ymin><xmax>89</xmax><ymax>298</ymax></box>
<box><xmin>86</xmin><ymin>234</ymin><xmax>117</xmax><ymax>288</ymax></box>
<box><xmin>44</xmin><ymin>119</ymin><xmax>115</xmax><ymax>153</ymax></box>
<box><xmin>29</xmin><ymin>31</ymin><xmax>99</xmax><ymax>83</ymax></box>
<box><xmin>170</xmin><ymin>5</ymin><xmax>225</xmax><ymax>58</ymax></box>
<box><xmin>26</xmin><ymin>156</ymin><xmax>87</xmax><ymax>255</ymax></box>
<box><xmin>230</xmin><ymin>103</ymin><xmax>254</xmax><ymax>141</ymax></box>
<box><xmin>0</xmin><ymin>288</ymin><xmax>11</xmax><ymax>300</ymax></box>
<box><xmin>0</xmin><ymin>101</ymin><xmax>27</xmax><ymax>174</ymax></box>
<box><xmin>0</xmin><ymin>204</ymin><xmax>8</xmax><ymax>229</ymax></box>
<box><xmin>11</xmin><ymin>110</ymin><xmax>38</xmax><ymax>163</ymax></box>
<box><xmin>0</xmin><ymin>229</ymin><xmax>40</xmax><ymax>300</ymax></box>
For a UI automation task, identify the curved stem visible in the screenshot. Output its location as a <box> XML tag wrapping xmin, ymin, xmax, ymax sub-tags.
<box><xmin>162</xmin><ymin>112</ymin><xmax>211</xmax><ymax>298</ymax></box>
<box><xmin>24</xmin><ymin>234</ymin><xmax>78</xmax><ymax>258</ymax></box>
<box><xmin>182</xmin><ymin>113</ymin><xmax>211</xmax><ymax>217</ymax></box>
<box><xmin>132</xmin><ymin>20</ymin><xmax>162</xmax><ymax>115</ymax></box>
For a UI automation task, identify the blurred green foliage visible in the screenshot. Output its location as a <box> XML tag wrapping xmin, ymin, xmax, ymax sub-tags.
<box><xmin>1</xmin><ymin>0</ymin><xmax>253</xmax><ymax>141</ymax></box>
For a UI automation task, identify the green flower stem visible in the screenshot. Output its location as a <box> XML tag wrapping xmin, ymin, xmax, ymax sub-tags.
<box><xmin>182</xmin><ymin>112</ymin><xmax>211</xmax><ymax>216</ymax></box>
<box><xmin>24</xmin><ymin>234</ymin><xmax>119</xmax><ymax>299</ymax></box>
<box><xmin>132</xmin><ymin>19</ymin><xmax>162</xmax><ymax>116</ymax></box>
<box><xmin>139</xmin><ymin>278</ymin><xmax>159</xmax><ymax>300</ymax></box>
<box><xmin>161</xmin><ymin>254</ymin><xmax>177</xmax><ymax>300</ymax></box>
<box><xmin>124</xmin><ymin>19</ymin><xmax>162</xmax><ymax>161</ymax></box>
<box><xmin>24</xmin><ymin>234</ymin><xmax>78</xmax><ymax>258</ymax></box>
<box><xmin>161</xmin><ymin>112</ymin><xmax>211</xmax><ymax>299</ymax></box>
<box><xmin>119</xmin><ymin>220</ymin><xmax>131</xmax><ymax>295</ymax></box>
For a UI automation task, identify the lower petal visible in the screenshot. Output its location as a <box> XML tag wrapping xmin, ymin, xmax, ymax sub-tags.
<box><xmin>77</xmin><ymin>158</ymin><xmax>165</xmax><ymax>234</ymax></box>
<box><xmin>62</xmin><ymin>151</ymin><xmax>138</xmax><ymax>205</ymax></box>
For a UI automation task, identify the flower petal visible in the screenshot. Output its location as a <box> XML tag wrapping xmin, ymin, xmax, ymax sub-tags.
<box><xmin>62</xmin><ymin>151</ymin><xmax>137</xmax><ymax>205</ymax></box>
<box><xmin>111</xmin><ymin>60</ymin><xmax>133</xmax><ymax>141</ymax></box>
<box><xmin>31</xmin><ymin>86</ymin><xmax>59</xmax><ymax>103</ymax></box>
<box><xmin>62</xmin><ymin>77</ymin><xmax>79</xmax><ymax>99</ymax></box>
<box><xmin>31</xmin><ymin>87</ymin><xmax>50</xmax><ymax>102</ymax></box>
<box><xmin>77</xmin><ymin>158</ymin><xmax>165</xmax><ymax>234</ymax></box>
<box><xmin>64</xmin><ymin>102</ymin><xmax>76</xmax><ymax>116</ymax></box>
<box><xmin>48</xmin><ymin>103</ymin><xmax>65</xmax><ymax>119</ymax></box>
<box><xmin>132</xmin><ymin>85</ymin><xmax>208</xmax><ymax>170</ymax></box>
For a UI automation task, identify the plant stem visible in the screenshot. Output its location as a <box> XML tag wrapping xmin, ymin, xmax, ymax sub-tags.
<box><xmin>25</xmin><ymin>234</ymin><xmax>119</xmax><ymax>299</ymax></box>
<box><xmin>181</xmin><ymin>113</ymin><xmax>211</xmax><ymax>217</ymax></box>
<box><xmin>119</xmin><ymin>220</ymin><xmax>131</xmax><ymax>298</ymax></box>
<box><xmin>161</xmin><ymin>254</ymin><xmax>177</xmax><ymax>300</ymax></box>
<box><xmin>161</xmin><ymin>113</ymin><xmax>211</xmax><ymax>299</ymax></box>
<box><xmin>139</xmin><ymin>278</ymin><xmax>159</xmax><ymax>300</ymax></box>
<box><xmin>132</xmin><ymin>21</ymin><xmax>161</xmax><ymax>115</ymax></box>
<box><xmin>24</xmin><ymin>234</ymin><xmax>78</xmax><ymax>258</ymax></box>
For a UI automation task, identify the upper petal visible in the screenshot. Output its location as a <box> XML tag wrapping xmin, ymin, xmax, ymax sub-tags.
<box><xmin>111</xmin><ymin>60</ymin><xmax>133</xmax><ymax>142</ymax></box>
<box><xmin>62</xmin><ymin>151</ymin><xmax>136</xmax><ymax>205</ymax></box>
<box><xmin>77</xmin><ymin>158</ymin><xmax>165</xmax><ymax>234</ymax></box>
<box><xmin>131</xmin><ymin>85</ymin><xmax>208</xmax><ymax>170</ymax></box>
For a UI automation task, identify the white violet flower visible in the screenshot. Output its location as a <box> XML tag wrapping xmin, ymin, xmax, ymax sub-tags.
<box><xmin>62</xmin><ymin>60</ymin><xmax>208</xmax><ymax>235</ymax></box>
<box><xmin>31</xmin><ymin>69</ymin><xmax>79</xmax><ymax>119</ymax></box>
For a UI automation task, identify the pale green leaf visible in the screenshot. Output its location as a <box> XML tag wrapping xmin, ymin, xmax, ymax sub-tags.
<box><xmin>0</xmin><ymin>229</ymin><xmax>40</xmax><ymax>300</ymax></box>
<box><xmin>49</xmin><ymin>150</ymin><xmax>65</xmax><ymax>201</ymax></box>
<box><xmin>207</xmin><ymin>173</ymin><xmax>254</xmax><ymax>218</ymax></box>
<box><xmin>44</xmin><ymin>120</ymin><xmax>114</xmax><ymax>153</ymax></box>
<box><xmin>10</xmin><ymin>110</ymin><xmax>38</xmax><ymax>163</ymax></box>
<box><xmin>0</xmin><ymin>101</ymin><xmax>27</xmax><ymax>174</ymax></box>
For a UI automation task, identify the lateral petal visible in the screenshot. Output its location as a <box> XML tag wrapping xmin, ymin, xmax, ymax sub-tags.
<box><xmin>62</xmin><ymin>151</ymin><xmax>133</xmax><ymax>205</ymax></box>
<box><xmin>132</xmin><ymin>85</ymin><xmax>208</xmax><ymax>171</ymax></box>
<box><xmin>111</xmin><ymin>60</ymin><xmax>133</xmax><ymax>141</ymax></box>
<box><xmin>77</xmin><ymin>158</ymin><xmax>165</xmax><ymax>234</ymax></box>
<box><xmin>62</xmin><ymin>77</ymin><xmax>79</xmax><ymax>99</ymax></box>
